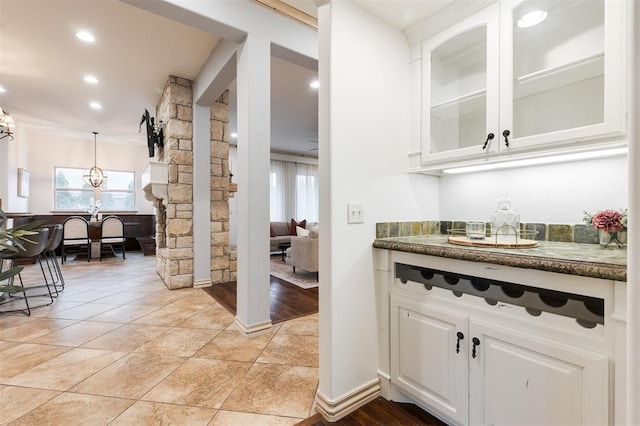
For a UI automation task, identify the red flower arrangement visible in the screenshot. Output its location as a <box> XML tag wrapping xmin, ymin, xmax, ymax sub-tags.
<box><xmin>583</xmin><ymin>209</ymin><xmax>627</xmax><ymax>233</ymax></box>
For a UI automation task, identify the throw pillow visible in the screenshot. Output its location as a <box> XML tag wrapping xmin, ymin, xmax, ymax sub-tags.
<box><xmin>296</xmin><ymin>226</ymin><xmax>310</xmax><ymax>237</ymax></box>
<box><xmin>309</xmin><ymin>225</ymin><xmax>319</xmax><ymax>239</ymax></box>
<box><xmin>289</xmin><ymin>219</ymin><xmax>307</xmax><ymax>235</ymax></box>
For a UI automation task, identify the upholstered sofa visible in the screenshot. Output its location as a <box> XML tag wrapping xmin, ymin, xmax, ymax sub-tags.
<box><xmin>270</xmin><ymin>220</ymin><xmax>317</xmax><ymax>252</ymax></box>
<box><xmin>270</xmin><ymin>221</ymin><xmax>292</xmax><ymax>252</ymax></box>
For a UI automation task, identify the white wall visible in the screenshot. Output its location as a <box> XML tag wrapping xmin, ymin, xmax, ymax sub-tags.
<box><xmin>438</xmin><ymin>155</ymin><xmax>628</xmax><ymax>224</ymax></box>
<box><xmin>318</xmin><ymin>0</ymin><xmax>439</xmax><ymax>403</ymax></box>
<box><xmin>0</xmin><ymin>131</ymin><xmax>29</xmax><ymax>213</ymax></box>
<box><xmin>23</xmin><ymin>129</ymin><xmax>154</xmax><ymax>215</ymax></box>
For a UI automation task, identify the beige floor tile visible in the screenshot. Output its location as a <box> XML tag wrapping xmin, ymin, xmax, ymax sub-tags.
<box><xmin>135</xmin><ymin>327</ymin><xmax>219</xmax><ymax>357</ymax></box>
<box><xmin>127</xmin><ymin>291</ymin><xmax>193</xmax><ymax>307</ymax></box>
<box><xmin>31</xmin><ymin>321</ymin><xmax>121</xmax><ymax>347</ymax></box>
<box><xmin>277</xmin><ymin>313</ymin><xmax>319</xmax><ymax>336</ymax></box>
<box><xmin>195</xmin><ymin>329</ymin><xmax>276</xmax><ymax>362</ymax></box>
<box><xmin>257</xmin><ymin>334</ymin><xmax>319</xmax><ymax>367</ymax></box>
<box><xmin>26</xmin><ymin>300</ymin><xmax>85</xmax><ymax>317</ymax></box>
<box><xmin>57</xmin><ymin>288</ymin><xmax>124</xmax><ymax>303</ymax></box>
<box><xmin>0</xmin><ymin>341</ymin><xmax>18</xmax><ymax>353</ymax></box>
<box><xmin>85</xmin><ymin>304</ymin><xmax>160</xmax><ymax>323</ymax></box>
<box><xmin>70</xmin><ymin>352</ymin><xmax>185</xmax><ymax>399</ymax></box>
<box><xmin>48</xmin><ymin>302</ymin><xmax>119</xmax><ymax>320</ymax></box>
<box><xmin>178</xmin><ymin>304</ymin><xmax>236</xmax><ymax>329</ymax></box>
<box><xmin>222</xmin><ymin>363</ymin><xmax>318</xmax><ymax>418</ymax></box>
<box><xmin>3</xmin><ymin>347</ymin><xmax>126</xmax><ymax>390</ymax></box>
<box><xmin>111</xmin><ymin>401</ymin><xmax>216</xmax><ymax>425</ymax></box>
<box><xmin>165</xmin><ymin>293</ymin><xmax>216</xmax><ymax>310</ymax></box>
<box><xmin>0</xmin><ymin>385</ymin><xmax>60</xmax><ymax>426</ymax></box>
<box><xmin>210</xmin><ymin>410</ymin><xmax>303</xmax><ymax>425</ymax></box>
<box><xmin>9</xmin><ymin>392</ymin><xmax>134</xmax><ymax>426</ymax></box>
<box><xmin>0</xmin><ymin>314</ymin><xmax>36</xmax><ymax>328</ymax></box>
<box><xmin>131</xmin><ymin>304</ymin><xmax>200</xmax><ymax>326</ymax></box>
<box><xmin>0</xmin><ymin>318</ymin><xmax>77</xmax><ymax>343</ymax></box>
<box><xmin>90</xmin><ymin>290</ymin><xmax>152</xmax><ymax>305</ymax></box>
<box><xmin>143</xmin><ymin>358</ymin><xmax>252</xmax><ymax>409</ymax></box>
<box><xmin>82</xmin><ymin>324</ymin><xmax>171</xmax><ymax>352</ymax></box>
<box><xmin>0</xmin><ymin>343</ymin><xmax>71</xmax><ymax>381</ymax></box>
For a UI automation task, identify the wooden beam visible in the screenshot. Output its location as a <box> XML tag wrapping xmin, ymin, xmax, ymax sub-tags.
<box><xmin>252</xmin><ymin>0</ymin><xmax>318</xmax><ymax>29</ymax></box>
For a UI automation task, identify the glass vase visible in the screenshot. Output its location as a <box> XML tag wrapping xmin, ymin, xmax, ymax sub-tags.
<box><xmin>599</xmin><ymin>230</ymin><xmax>625</xmax><ymax>249</ymax></box>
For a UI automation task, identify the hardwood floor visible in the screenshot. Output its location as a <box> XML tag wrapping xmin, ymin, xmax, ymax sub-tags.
<box><xmin>296</xmin><ymin>397</ymin><xmax>447</xmax><ymax>426</ymax></box>
<box><xmin>202</xmin><ymin>274</ymin><xmax>319</xmax><ymax>323</ymax></box>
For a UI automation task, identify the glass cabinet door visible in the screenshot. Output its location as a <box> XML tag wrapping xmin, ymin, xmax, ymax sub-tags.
<box><xmin>501</xmin><ymin>0</ymin><xmax>625</xmax><ymax>150</ymax></box>
<box><xmin>422</xmin><ymin>4</ymin><xmax>500</xmax><ymax>165</ymax></box>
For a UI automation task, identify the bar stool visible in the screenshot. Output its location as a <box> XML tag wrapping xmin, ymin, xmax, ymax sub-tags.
<box><xmin>42</xmin><ymin>225</ymin><xmax>65</xmax><ymax>293</ymax></box>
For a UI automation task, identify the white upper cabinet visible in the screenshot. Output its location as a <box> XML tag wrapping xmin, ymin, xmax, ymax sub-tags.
<box><xmin>417</xmin><ymin>0</ymin><xmax>627</xmax><ymax>171</ymax></box>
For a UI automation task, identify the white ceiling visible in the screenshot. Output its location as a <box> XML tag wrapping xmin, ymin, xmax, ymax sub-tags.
<box><xmin>0</xmin><ymin>0</ymin><xmax>453</xmax><ymax>156</ymax></box>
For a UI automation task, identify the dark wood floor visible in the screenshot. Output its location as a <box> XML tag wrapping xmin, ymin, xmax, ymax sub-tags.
<box><xmin>202</xmin><ymin>274</ymin><xmax>318</xmax><ymax>323</ymax></box>
<box><xmin>296</xmin><ymin>397</ymin><xmax>447</xmax><ymax>426</ymax></box>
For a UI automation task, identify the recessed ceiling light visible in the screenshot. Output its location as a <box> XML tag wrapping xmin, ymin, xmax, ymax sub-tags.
<box><xmin>0</xmin><ymin>86</ymin><xmax>5</xmax><ymax>93</ymax></box>
<box><xmin>89</xmin><ymin>102</ymin><xmax>102</xmax><ymax>110</ymax></box>
<box><xmin>517</xmin><ymin>10</ymin><xmax>548</xmax><ymax>28</ymax></box>
<box><xmin>76</xmin><ymin>31</ymin><xmax>95</xmax><ymax>42</ymax></box>
<box><xmin>310</xmin><ymin>80</ymin><xmax>320</xmax><ymax>89</ymax></box>
<box><xmin>84</xmin><ymin>75</ymin><xmax>99</xmax><ymax>84</ymax></box>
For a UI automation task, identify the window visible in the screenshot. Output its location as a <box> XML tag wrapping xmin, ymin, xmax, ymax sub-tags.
<box><xmin>54</xmin><ymin>167</ymin><xmax>135</xmax><ymax>211</ymax></box>
<box><xmin>270</xmin><ymin>160</ymin><xmax>318</xmax><ymax>222</ymax></box>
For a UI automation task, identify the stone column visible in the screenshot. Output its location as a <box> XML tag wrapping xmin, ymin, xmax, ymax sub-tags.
<box><xmin>156</xmin><ymin>76</ymin><xmax>195</xmax><ymax>289</ymax></box>
<box><xmin>210</xmin><ymin>91</ymin><xmax>231</xmax><ymax>284</ymax></box>
<box><xmin>154</xmin><ymin>77</ymin><xmax>232</xmax><ymax>290</ymax></box>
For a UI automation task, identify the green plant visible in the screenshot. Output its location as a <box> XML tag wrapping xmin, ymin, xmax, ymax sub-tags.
<box><xmin>0</xmin><ymin>210</ymin><xmax>42</xmax><ymax>294</ymax></box>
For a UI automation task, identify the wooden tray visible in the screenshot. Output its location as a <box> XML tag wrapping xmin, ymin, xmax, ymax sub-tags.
<box><xmin>448</xmin><ymin>236</ymin><xmax>538</xmax><ymax>248</ymax></box>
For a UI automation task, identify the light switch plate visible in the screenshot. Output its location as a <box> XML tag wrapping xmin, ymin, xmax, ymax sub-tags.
<box><xmin>348</xmin><ymin>202</ymin><xmax>364</xmax><ymax>224</ymax></box>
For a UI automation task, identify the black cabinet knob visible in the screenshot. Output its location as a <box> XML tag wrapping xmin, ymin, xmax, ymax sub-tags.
<box><xmin>502</xmin><ymin>129</ymin><xmax>511</xmax><ymax>147</ymax></box>
<box><xmin>456</xmin><ymin>331</ymin><xmax>464</xmax><ymax>353</ymax></box>
<box><xmin>472</xmin><ymin>337</ymin><xmax>481</xmax><ymax>358</ymax></box>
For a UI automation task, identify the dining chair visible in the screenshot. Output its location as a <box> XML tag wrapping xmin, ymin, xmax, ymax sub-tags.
<box><xmin>42</xmin><ymin>224</ymin><xmax>65</xmax><ymax>292</ymax></box>
<box><xmin>62</xmin><ymin>216</ymin><xmax>90</xmax><ymax>263</ymax></box>
<box><xmin>100</xmin><ymin>216</ymin><xmax>126</xmax><ymax>260</ymax></box>
<box><xmin>0</xmin><ymin>228</ymin><xmax>55</xmax><ymax>316</ymax></box>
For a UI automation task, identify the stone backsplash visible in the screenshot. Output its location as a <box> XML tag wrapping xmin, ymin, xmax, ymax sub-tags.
<box><xmin>375</xmin><ymin>221</ymin><xmax>627</xmax><ymax>245</ymax></box>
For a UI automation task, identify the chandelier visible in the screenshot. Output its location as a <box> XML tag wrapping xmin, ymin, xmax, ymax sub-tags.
<box><xmin>83</xmin><ymin>131</ymin><xmax>107</xmax><ymax>188</ymax></box>
<box><xmin>0</xmin><ymin>107</ymin><xmax>15</xmax><ymax>140</ymax></box>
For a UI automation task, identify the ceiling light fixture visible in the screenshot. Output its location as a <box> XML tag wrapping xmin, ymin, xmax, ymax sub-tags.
<box><xmin>442</xmin><ymin>147</ymin><xmax>627</xmax><ymax>174</ymax></box>
<box><xmin>83</xmin><ymin>131</ymin><xmax>107</xmax><ymax>188</ymax></box>
<box><xmin>230</xmin><ymin>132</ymin><xmax>238</xmax><ymax>139</ymax></box>
<box><xmin>89</xmin><ymin>102</ymin><xmax>102</xmax><ymax>110</ymax></box>
<box><xmin>84</xmin><ymin>75</ymin><xmax>99</xmax><ymax>84</ymax></box>
<box><xmin>310</xmin><ymin>80</ymin><xmax>320</xmax><ymax>89</ymax></box>
<box><xmin>517</xmin><ymin>10</ymin><xmax>548</xmax><ymax>28</ymax></box>
<box><xmin>75</xmin><ymin>31</ymin><xmax>95</xmax><ymax>42</ymax></box>
<box><xmin>0</xmin><ymin>107</ymin><xmax>16</xmax><ymax>140</ymax></box>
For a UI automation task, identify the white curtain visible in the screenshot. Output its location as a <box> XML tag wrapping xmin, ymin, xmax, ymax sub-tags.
<box><xmin>270</xmin><ymin>160</ymin><xmax>318</xmax><ymax>223</ymax></box>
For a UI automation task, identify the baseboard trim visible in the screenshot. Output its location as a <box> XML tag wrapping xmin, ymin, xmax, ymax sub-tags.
<box><xmin>193</xmin><ymin>279</ymin><xmax>212</xmax><ymax>288</ymax></box>
<box><xmin>314</xmin><ymin>378</ymin><xmax>381</xmax><ymax>422</ymax></box>
<box><xmin>234</xmin><ymin>318</ymin><xmax>273</xmax><ymax>336</ymax></box>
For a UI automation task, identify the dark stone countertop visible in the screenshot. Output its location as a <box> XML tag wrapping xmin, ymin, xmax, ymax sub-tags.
<box><xmin>373</xmin><ymin>235</ymin><xmax>627</xmax><ymax>282</ymax></box>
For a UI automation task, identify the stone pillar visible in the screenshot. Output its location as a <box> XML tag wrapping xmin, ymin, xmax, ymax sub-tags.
<box><xmin>153</xmin><ymin>77</ymin><xmax>232</xmax><ymax>290</ymax></box>
<box><xmin>210</xmin><ymin>91</ymin><xmax>231</xmax><ymax>284</ymax></box>
<box><xmin>156</xmin><ymin>76</ymin><xmax>195</xmax><ymax>289</ymax></box>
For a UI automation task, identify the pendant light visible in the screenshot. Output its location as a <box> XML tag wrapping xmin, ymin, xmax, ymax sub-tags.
<box><xmin>83</xmin><ymin>131</ymin><xmax>107</xmax><ymax>187</ymax></box>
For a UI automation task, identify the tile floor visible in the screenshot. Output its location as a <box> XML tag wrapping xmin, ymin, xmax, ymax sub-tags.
<box><xmin>0</xmin><ymin>252</ymin><xmax>319</xmax><ymax>425</ymax></box>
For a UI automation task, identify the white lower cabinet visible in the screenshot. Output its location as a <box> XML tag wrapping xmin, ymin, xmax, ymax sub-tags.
<box><xmin>390</xmin><ymin>294</ymin><xmax>609</xmax><ymax>426</ymax></box>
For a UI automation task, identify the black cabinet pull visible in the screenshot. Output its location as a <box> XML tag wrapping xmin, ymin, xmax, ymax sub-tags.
<box><xmin>456</xmin><ymin>331</ymin><xmax>464</xmax><ymax>353</ymax></box>
<box><xmin>502</xmin><ymin>129</ymin><xmax>511</xmax><ymax>147</ymax></box>
<box><xmin>472</xmin><ymin>337</ymin><xmax>480</xmax><ymax>359</ymax></box>
<box><xmin>482</xmin><ymin>133</ymin><xmax>494</xmax><ymax>150</ymax></box>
